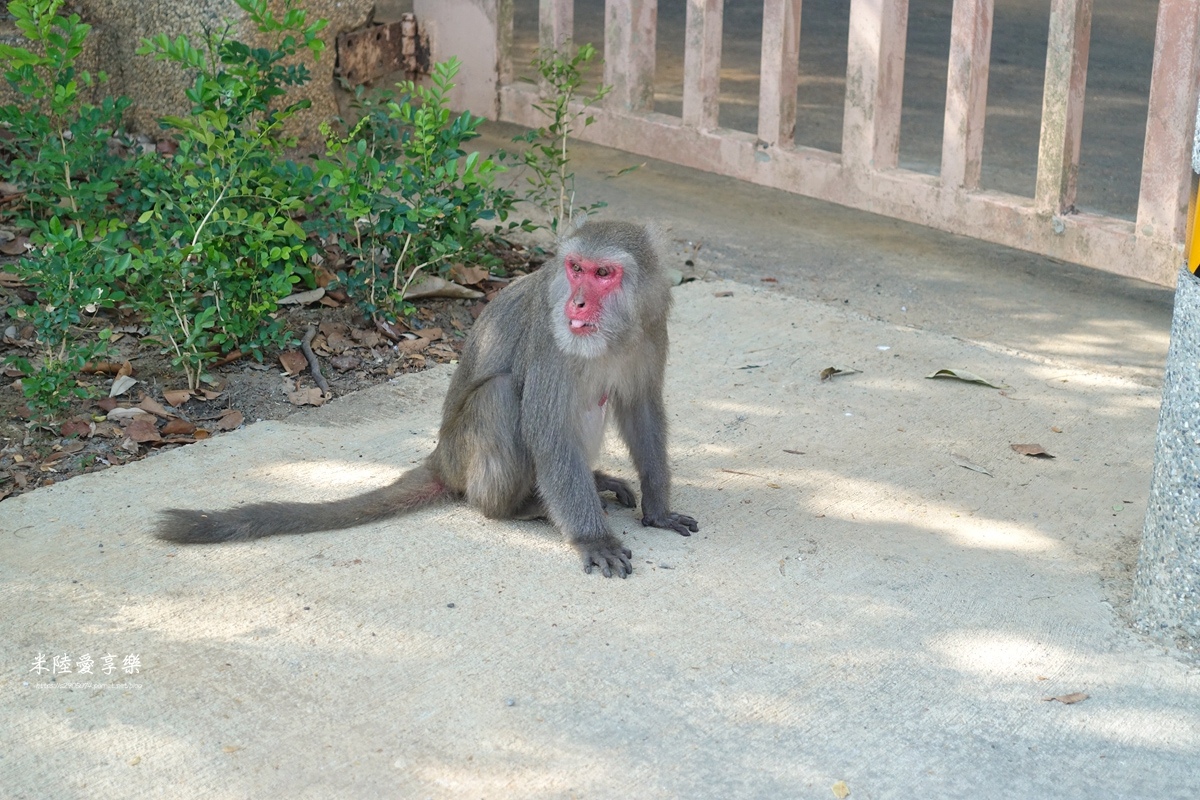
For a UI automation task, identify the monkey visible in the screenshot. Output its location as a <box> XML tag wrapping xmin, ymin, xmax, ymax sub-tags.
<box><xmin>156</xmin><ymin>220</ymin><xmax>698</xmax><ymax>578</ymax></box>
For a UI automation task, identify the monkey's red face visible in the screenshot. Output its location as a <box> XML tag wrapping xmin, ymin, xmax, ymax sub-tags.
<box><xmin>563</xmin><ymin>256</ymin><xmax>624</xmax><ymax>335</ymax></box>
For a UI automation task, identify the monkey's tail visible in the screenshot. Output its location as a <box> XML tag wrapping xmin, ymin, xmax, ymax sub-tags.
<box><xmin>155</xmin><ymin>462</ymin><xmax>450</xmax><ymax>544</ymax></box>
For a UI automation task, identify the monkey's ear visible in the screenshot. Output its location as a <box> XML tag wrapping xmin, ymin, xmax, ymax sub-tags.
<box><xmin>555</xmin><ymin>212</ymin><xmax>589</xmax><ymax>253</ymax></box>
<box><xmin>643</xmin><ymin>220</ymin><xmax>668</xmax><ymax>255</ymax></box>
<box><xmin>558</xmin><ymin>211</ymin><xmax>589</xmax><ymax>242</ymax></box>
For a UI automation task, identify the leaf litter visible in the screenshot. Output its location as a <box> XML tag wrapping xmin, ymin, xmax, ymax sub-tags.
<box><xmin>819</xmin><ymin>366</ymin><xmax>860</xmax><ymax>381</ymax></box>
<box><xmin>951</xmin><ymin>454</ymin><xmax>993</xmax><ymax>476</ymax></box>
<box><xmin>926</xmin><ymin>368</ymin><xmax>1003</xmax><ymax>389</ymax></box>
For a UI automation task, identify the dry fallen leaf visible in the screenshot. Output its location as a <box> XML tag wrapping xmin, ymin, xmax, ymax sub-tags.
<box><xmin>326</xmin><ymin>330</ymin><xmax>355</xmax><ymax>352</ymax></box>
<box><xmin>137</xmin><ymin>397</ymin><xmax>173</xmax><ymax>418</ymax></box>
<box><xmin>926</xmin><ymin>368</ymin><xmax>1002</xmax><ymax>389</ymax></box>
<box><xmin>276</xmin><ymin>287</ymin><xmax>325</xmax><ymax>306</ymax></box>
<box><xmin>414</xmin><ymin>327</ymin><xmax>444</xmax><ymax>342</ymax></box>
<box><xmin>0</xmin><ymin>234</ymin><xmax>29</xmax><ymax>256</ymax></box>
<box><xmin>215</xmin><ymin>410</ymin><xmax>244</xmax><ymax>431</ymax></box>
<box><xmin>163</xmin><ymin>389</ymin><xmax>192</xmax><ymax>407</ymax></box>
<box><xmin>60</xmin><ymin>419</ymin><xmax>94</xmax><ymax>438</ymax></box>
<box><xmin>287</xmin><ymin>387</ymin><xmax>328</xmax><ymax>407</ymax></box>
<box><xmin>951</xmin><ymin>453</ymin><xmax>993</xmax><ymax>476</ymax></box>
<box><xmin>397</xmin><ymin>338</ymin><xmax>430</xmax><ymax>355</ymax></box>
<box><xmin>820</xmin><ymin>366</ymin><xmax>860</xmax><ymax>381</ymax></box>
<box><xmin>109</xmin><ymin>375</ymin><xmax>138</xmax><ymax>397</ymax></box>
<box><xmin>449</xmin><ymin>263</ymin><xmax>491</xmax><ymax>286</ymax></box>
<box><xmin>404</xmin><ymin>275</ymin><xmax>484</xmax><ymax>300</ymax></box>
<box><xmin>832</xmin><ymin>780</ymin><xmax>851</xmax><ymax>799</ymax></box>
<box><xmin>1043</xmin><ymin>692</ymin><xmax>1088</xmax><ymax>705</ymax></box>
<box><xmin>713</xmin><ymin>290</ymin><xmax>734</xmax><ymax>298</ymax></box>
<box><xmin>330</xmin><ymin>354</ymin><xmax>360</xmax><ymax>372</ymax></box>
<box><xmin>124</xmin><ymin>417</ymin><xmax>162</xmax><ymax>443</ymax></box>
<box><xmin>279</xmin><ymin>349</ymin><xmax>307</xmax><ymax>376</ymax></box>
<box><xmin>1051</xmin><ymin>426</ymin><xmax>1063</xmax><ymax>433</ymax></box>
<box><xmin>116</xmin><ymin>360</ymin><xmax>134</xmax><ymax>379</ymax></box>
<box><xmin>161</xmin><ymin>418</ymin><xmax>197</xmax><ymax>436</ymax></box>
<box><xmin>783</xmin><ymin>448</ymin><xmax>804</xmax><ymax>455</ymax></box>
<box><xmin>107</xmin><ymin>407</ymin><xmax>150</xmax><ymax>423</ymax></box>
<box><xmin>1011</xmin><ymin>443</ymin><xmax>1055</xmax><ymax>458</ymax></box>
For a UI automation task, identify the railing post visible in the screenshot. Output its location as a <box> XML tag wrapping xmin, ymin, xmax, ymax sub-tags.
<box><xmin>757</xmin><ymin>0</ymin><xmax>801</xmax><ymax>148</ymax></box>
<box><xmin>843</xmin><ymin>0</ymin><xmax>909</xmax><ymax>172</ymax></box>
<box><xmin>499</xmin><ymin>0</ymin><xmax>515</xmax><ymax>86</ymax></box>
<box><xmin>605</xmin><ymin>0</ymin><xmax>658</xmax><ymax>112</ymax></box>
<box><xmin>1136</xmin><ymin>0</ymin><xmax>1200</xmax><ymax>245</ymax></box>
<box><xmin>1034</xmin><ymin>0</ymin><xmax>1091</xmax><ymax>214</ymax></box>
<box><xmin>682</xmin><ymin>0</ymin><xmax>724</xmax><ymax>130</ymax></box>
<box><xmin>941</xmin><ymin>0</ymin><xmax>994</xmax><ymax>191</ymax></box>
<box><xmin>540</xmin><ymin>0</ymin><xmax>575</xmax><ymax>54</ymax></box>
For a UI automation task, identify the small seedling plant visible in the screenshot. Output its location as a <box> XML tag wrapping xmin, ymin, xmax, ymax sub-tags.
<box><xmin>512</xmin><ymin>42</ymin><xmax>610</xmax><ymax>232</ymax></box>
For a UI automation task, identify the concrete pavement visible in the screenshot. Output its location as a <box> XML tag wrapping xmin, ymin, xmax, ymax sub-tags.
<box><xmin>2</xmin><ymin>132</ymin><xmax>1196</xmax><ymax>798</ymax></box>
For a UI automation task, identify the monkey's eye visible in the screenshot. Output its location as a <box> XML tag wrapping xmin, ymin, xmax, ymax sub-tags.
<box><xmin>568</xmin><ymin>260</ymin><xmax>582</xmax><ymax>273</ymax></box>
<box><xmin>595</xmin><ymin>267</ymin><xmax>609</xmax><ymax>278</ymax></box>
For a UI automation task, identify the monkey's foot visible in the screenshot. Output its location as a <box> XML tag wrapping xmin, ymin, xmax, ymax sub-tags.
<box><xmin>594</xmin><ymin>472</ymin><xmax>637</xmax><ymax>508</ymax></box>
<box><xmin>577</xmin><ymin>535</ymin><xmax>633</xmax><ymax>578</ymax></box>
<box><xmin>641</xmin><ymin>511</ymin><xmax>700</xmax><ymax>537</ymax></box>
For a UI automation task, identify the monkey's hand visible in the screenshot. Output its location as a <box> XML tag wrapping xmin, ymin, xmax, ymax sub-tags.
<box><xmin>578</xmin><ymin>535</ymin><xmax>634</xmax><ymax>579</ymax></box>
<box><xmin>641</xmin><ymin>511</ymin><xmax>700</xmax><ymax>537</ymax></box>
<box><xmin>594</xmin><ymin>472</ymin><xmax>637</xmax><ymax>509</ymax></box>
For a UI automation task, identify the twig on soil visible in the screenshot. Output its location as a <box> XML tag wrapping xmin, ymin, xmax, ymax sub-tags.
<box><xmin>301</xmin><ymin>326</ymin><xmax>331</xmax><ymax>397</ymax></box>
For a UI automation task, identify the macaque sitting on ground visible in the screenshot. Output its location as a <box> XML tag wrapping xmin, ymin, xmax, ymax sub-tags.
<box><xmin>157</xmin><ymin>220</ymin><xmax>698</xmax><ymax>578</ymax></box>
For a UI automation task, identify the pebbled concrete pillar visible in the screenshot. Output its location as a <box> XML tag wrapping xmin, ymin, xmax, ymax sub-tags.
<box><xmin>1134</xmin><ymin>264</ymin><xmax>1200</xmax><ymax>658</ymax></box>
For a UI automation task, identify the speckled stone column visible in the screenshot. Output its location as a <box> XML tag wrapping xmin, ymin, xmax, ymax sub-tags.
<box><xmin>1134</xmin><ymin>264</ymin><xmax>1200</xmax><ymax>656</ymax></box>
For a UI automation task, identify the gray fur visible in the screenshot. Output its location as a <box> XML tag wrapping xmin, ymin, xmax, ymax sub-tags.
<box><xmin>155</xmin><ymin>220</ymin><xmax>699</xmax><ymax>577</ymax></box>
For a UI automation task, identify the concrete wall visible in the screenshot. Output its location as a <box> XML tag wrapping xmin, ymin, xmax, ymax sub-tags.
<box><xmin>412</xmin><ymin>0</ymin><xmax>502</xmax><ymax>119</ymax></box>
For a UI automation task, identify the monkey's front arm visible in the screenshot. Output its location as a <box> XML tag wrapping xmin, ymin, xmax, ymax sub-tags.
<box><xmin>614</xmin><ymin>393</ymin><xmax>699</xmax><ymax>537</ymax></box>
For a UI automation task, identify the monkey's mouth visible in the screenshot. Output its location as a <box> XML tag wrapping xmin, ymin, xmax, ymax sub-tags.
<box><xmin>569</xmin><ymin>320</ymin><xmax>599</xmax><ymax>335</ymax></box>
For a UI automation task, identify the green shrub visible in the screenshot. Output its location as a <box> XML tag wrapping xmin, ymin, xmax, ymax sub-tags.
<box><xmin>312</xmin><ymin>58</ymin><xmax>514</xmax><ymax>321</ymax></box>
<box><xmin>129</xmin><ymin>0</ymin><xmax>326</xmax><ymax>387</ymax></box>
<box><xmin>0</xmin><ymin>0</ymin><xmax>133</xmax><ymax>418</ymax></box>
<box><xmin>0</xmin><ymin>0</ymin><xmax>132</xmax><ymax>235</ymax></box>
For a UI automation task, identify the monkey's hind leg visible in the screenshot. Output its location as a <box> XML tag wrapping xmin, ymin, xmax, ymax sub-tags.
<box><xmin>449</xmin><ymin>374</ymin><xmax>536</xmax><ymax>520</ymax></box>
